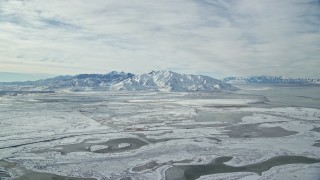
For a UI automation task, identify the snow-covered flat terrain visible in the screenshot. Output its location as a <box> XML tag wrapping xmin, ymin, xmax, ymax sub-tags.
<box><xmin>0</xmin><ymin>87</ymin><xmax>319</xmax><ymax>180</ymax></box>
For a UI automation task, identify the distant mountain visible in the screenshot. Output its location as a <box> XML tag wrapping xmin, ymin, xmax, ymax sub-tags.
<box><xmin>111</xmin><ymin>70</ymin><xmax>237</xmax><ymax>91</ymax></box>
<box><xmin>38</xmin><ymin>71</ymin><xmax>135</xmax><ymax>88</ymax></box>
<box><xmin>0</xmin><ymin>71</ymin><xmax>237</xmax><ymax>92</ymax></box>
<box><xmin>223</xmin><ymin>76</ymin><xmax>320</xmax><ymax>85</ymax></box>
<box><xmin>1</xmin><ymin>71</ymin><xmax>134</xmax><ymax>90</ymax></box>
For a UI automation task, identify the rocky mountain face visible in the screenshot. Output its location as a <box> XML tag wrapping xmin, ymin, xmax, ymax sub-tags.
<box><xmin>1</xmin><ymin>70</ymin><xmax>236</xmax><ymax>92</ymax></box>
<box><xmin>111</xmin><ymin>70</ymin><xmax>237</xmax><ymax>91</ymax></box>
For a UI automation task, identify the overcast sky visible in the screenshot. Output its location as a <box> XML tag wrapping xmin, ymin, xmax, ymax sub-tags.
<box><xmin>0</xmin><ymin>0</ymin><xmax>319</xmax><ymax>80</ymax></box>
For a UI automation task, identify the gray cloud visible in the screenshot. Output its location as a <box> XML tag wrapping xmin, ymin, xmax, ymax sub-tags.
<box><xmin>0</xmin><ymin>0</ymin><xmax>319</xmax><ymax>78</ymax></box>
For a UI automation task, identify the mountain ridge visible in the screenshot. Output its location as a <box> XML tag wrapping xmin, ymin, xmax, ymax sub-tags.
<box><xmin>0</xmin><ymin>70</ymin><xmax>237</xmax><ymax>92</ymax></box>
<box><xmin>223</xmin><ymin>76</ymin><xmax>320</xmax><ymax>85</ymax></box>
<box><xmin>111</xmin><ymin>70</ymin><xmax>236</xmax><ymax>91</ymax></box>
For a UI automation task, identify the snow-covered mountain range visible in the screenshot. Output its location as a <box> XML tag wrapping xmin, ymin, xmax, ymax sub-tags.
<box><xmin>0</xmin><ymin>70</ymin><xmax>237</xmax><ymax>92</ymax></box>
<box><xmin>111</xmin><ymin>70</ymin><xmax>236</xmax><ymax>91</ymax></box>
<box><xmin>1</xmin><ymin>71</ymin><xmax>134</xmax><ymax>88</ymax></box>
<box><xmin>223</xmin><ymin>76</ymin><xmax>320</xmax><ymax>85</ymax></box>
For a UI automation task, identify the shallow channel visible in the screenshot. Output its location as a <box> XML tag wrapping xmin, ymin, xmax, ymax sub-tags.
<box><xmin>165</xmin><ymin>156</ymin><xmax>320</xmax><ymax>180</ymax></box>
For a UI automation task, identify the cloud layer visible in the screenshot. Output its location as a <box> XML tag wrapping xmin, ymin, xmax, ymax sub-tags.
<box><xmin>0</xmin><ymin>0</ymin><xmax>319</xmax><ymax>78</ymax></box>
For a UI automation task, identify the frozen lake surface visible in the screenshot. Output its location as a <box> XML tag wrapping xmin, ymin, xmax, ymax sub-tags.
<box><xmin>0</xmin><ymin>85</ymin><xmax>320</xmax><ymax>180</ymax></box>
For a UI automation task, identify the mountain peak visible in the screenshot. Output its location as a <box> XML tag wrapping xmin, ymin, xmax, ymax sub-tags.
<box><xmin>1</xmin><ymin>70</ymin><xmax>237</xmax><ymax>92</ymax></box>
<box><xmin>112</xmin><ymin>70</ymin><xmax>237</xmax><ymax>92</ymax></box>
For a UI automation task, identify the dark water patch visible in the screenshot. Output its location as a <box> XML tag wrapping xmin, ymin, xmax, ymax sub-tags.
<box><xmin>313</xmin><ymin>140</ymin><xmax>320</xmax><ymax>147</ymax></box>
<box><xmin>166</xmin><ymin>156</ymin><xmax>320</xmax><ymax>180</ymax></box>
<box><xmin>225</xmin><ymin>124</ymin><xmax>297</xmax><ymax>138</ymax></box>
<box><xmin>120</xmin><ymin>177</ymin><xmax>132</xmax><ymax>180</ymax></box>
<box><xmin>311</xmin><ymin>127</ymin><xmax>320</xmax><ymax>132</ymax></box>
<box><xmin>34</xmin><ymin>138</ymin><xmax>148</xmax><ymax>155</ymax></box>
<box><xmin>207</xmin><ymin>137</ymin><xmax>222</xmax><ymax>143</ymax></box>
<box><xmin>94</xmin><ymin>138</ymin><xmax>147</xmax><ymax>153</ymax></box>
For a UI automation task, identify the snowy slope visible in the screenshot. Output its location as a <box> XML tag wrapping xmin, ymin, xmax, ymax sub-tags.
<box><xmin>111</xmin><ymin>70</ymin><xmax>237</xmax><ymax>91</ymax></box>
<box><xmin>0</xmin><ymin>70</ymin><xmax>237</xmax><ymax>92</ymax></box>
<box><xmin>1</xmin><ymin>71</ymin><xmax>134</xmax><ymax>89</ymax></box>
<box><xmin>45</xmin><ymin>71</ymin><xmax>134</xmax><ymax>88</ymax></box>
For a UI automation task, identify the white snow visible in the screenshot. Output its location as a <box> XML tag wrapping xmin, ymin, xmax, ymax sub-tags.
<box><xmin>0</xmin><ymin>91</ymin><xmax>319</xmax><ymax>180</ymax></box>
<box><xmin>118</xmin><ymin>143</ymin><xmax>131</xmax><ymax>149</ymax></box>
<box><xmin>90</xmin><ymin>145</ymin><xmax>109</xmax><ymax>152</ymax></box>
<box><xmin>110</xmin><ymin>70</ymin><xmax>235</xmax><ymax>92</ymax></box>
